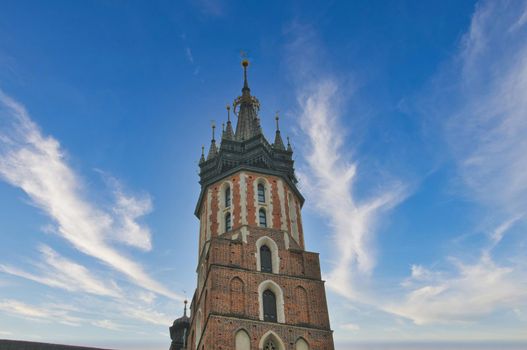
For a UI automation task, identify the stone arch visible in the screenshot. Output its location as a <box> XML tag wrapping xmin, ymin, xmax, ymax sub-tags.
<box><xmin>258</xmin><ymin>330</ymin><xmax>285</xmax><ymax>350</ymax></box>
<box><xmin>235</xmin><ymin>328</ymin><xmax>251</xmax><ymax>350</ymax></box>
<box><xmin>255</xmin><ymin>236</ymin><xmax>279</xmax><ymax>274</ymax></box>
<box><xmin>258</xmin><ymin>280</ymin><xmax>285</xmax><ymax>323</ymax></box>
<box><xmin>295</xmin><ymin>337</ymin><xmax>309</xmax><ymax>350</ymax></box>
<box><xmin>229</xmin><ymin>276</ymin><xmax>245</xmax><ymax>315</ymax></box>
<box><xmin>295</xmin><ymin>286</ymin><xmax>309</xmax><ymax>324</ymax></box>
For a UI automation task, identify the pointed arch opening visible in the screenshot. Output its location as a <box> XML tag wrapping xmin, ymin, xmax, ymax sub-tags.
<box><xmin>258</xmin><ymin>280</ymin><xmax>285</xmax><ymax>323</ymax></box>
<box><xmin>260</xmin><ymin>245</ymin><xmax>272</xmax><ymax>273</ymax></box>
<box><xmin>259</xmin><ymin>208</ymin><xmax>267</xmax><ymax>227</ymax></box>
<box><xmin>258</xmin><ymin>331</ymin><xmax>285</xmax><ymax>350</ymax></box>
<box><xmin>235</xmin><ymin>329</ymin><xmax>250</xmax><ymax>350</ymax></box>
<box><xmin>295</xmin><ymin>338</ymin><xmax>309</xmax><ymax>350</ymax></box>
<box><xmin>256</xmin><ymin>236</ymin><xmax>279</xmax><ymax>274</ymax></box>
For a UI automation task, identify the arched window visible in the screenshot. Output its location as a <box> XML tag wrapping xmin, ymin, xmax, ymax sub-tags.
<box><xmin>260</xmin><ymin>245</ymin><xmax>272</xmax><ymax>273</ymax></box>
<box><xmin>235</xmin><ymin>329</ymin><xmax>250</xmax><ymax>350</ymax></box>
<box><xmin>295</xmin><ymin>338</ymin><xmax>309</xmax><ymax>350</ymax></box>
<box><xmin>263</xmin><ymin>289</ymin><xmax>277</xmax><ymax>322</ymax></box>
<box><xmin>225</xmin><ymin>212</ymin><xmax>232</xmax><ymax>232</ymax></box>
<box><xmin>259</xmin><ymin>331</ymin><xmax>285</xmax><ymax>350</ymax></box>
<box><xmin>259</xmin><ymin>208</ymin><xmax>267</xmax><ymax>227</ymax></box>
<box><xmin>225</xmin><ymin>186</ymin><xmax>231</xmax><ymax>207</ymax></box>
<box><xmin>258</xmin><ymin>183</ymin><xmax>266</xmax><ymax>203</ymax></box>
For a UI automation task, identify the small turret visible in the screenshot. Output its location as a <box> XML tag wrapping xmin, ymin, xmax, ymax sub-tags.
<box><xmin>223</xmin><ymin>105</ymin><xmax>234</xmax><ymax>140</ymax></box>
<box><xmin>199</xmin><ymin>146</ymin><xmax>205</xmax><ymax>164</ymax></box>
<box><xmin>287</xmin><ymin>136</ymin><xmax>293</xmax><ymax>152</ymax></box>
<box><xmin>273</xmin><ymin>112</ymin><xmax>285</xmax><ymax>150</ymax></box>
<box><xmin>207</xmin><ymin>123</ymin><xmax>218</xmax><ymax>160</ymax></box>
<box><xmin>169</xmin><ymin>300</ymin><xmax>190</xmax><ymax>350</ymax></box>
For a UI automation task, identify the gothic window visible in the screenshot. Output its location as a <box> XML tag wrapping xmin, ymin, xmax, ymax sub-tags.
<box><xmin>264</xmin><ymin>340</ymin><xmax>277</xmax><ymax>350</ymax></box>
<box><xmin>258</xmin><ymin>183</ymin><xmax>266</xmax><ymax>203</ymax></box>
<box><xmin>225</xmin><ymin>212</ymin><xmax>232</xmax><ymax>232</ymax></box>
<box><xmin>260</xmin><ymin>245</ymin><xmax>272</xmax><ymax>273</ymax></box>
<box><xmin>225</xmin><ymin>186</ymin><xmax>231</xmax><ymax>207</ymax></box>
<box><xmin>259</xmin><ymin>208</ymin><xmax>267</xmax><ymax>227</ymax></box>
<box><xmin>263</xmin><ymin>289</ymin><xmax>277</xmax><ymax>322</ymax></box>
<box><xmin>295</xmin><ymin>338</ymin><xmax>309</xmax><ymax>350</ymax></box>
<box><xmin>235</xmin><ymin>329</ymin><xmax>250</xmax><ymax>350</ymax></box>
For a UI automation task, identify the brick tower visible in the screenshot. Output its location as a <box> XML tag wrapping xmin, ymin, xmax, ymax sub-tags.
<box><xmin>183</xmin><ymin>60</ymin><xmax>335</xmax><ymax>350</ymax></box>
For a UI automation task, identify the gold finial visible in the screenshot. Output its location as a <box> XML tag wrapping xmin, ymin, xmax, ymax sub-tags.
<box><xmin>240</xmin><ymin>50</ymin><xmax>249</xmax><ymax>67</ymax></box>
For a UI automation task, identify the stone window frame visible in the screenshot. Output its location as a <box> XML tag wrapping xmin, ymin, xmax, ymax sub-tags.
<box><xmin>258</xmin><ymin>280</ymin><xmax>285</xmax><ymax>323</ymax></box>
<box><xmin>295</xmin><ymin>337</ymin><xmax>310</xmax><ymax>350</ymax></box>
<box><xmin>219</xmin><ymin>180</ymin><xmax>234</xmax><ymax>234</ymax></box>
<box><xmin>253</xmin><ymin>177</ymin><xmax>272</xmax><ymax>227</ymax></box>
<box><xmin>258</xmin><ymin>330</ymin><xmax>285</xmax><ymax>350</ymax></box>
<box><xmin>255</xmin><ymin>236</ymin><xmax>280</xmax><ymax>274</ymax></box>
<box><xmin>234</xmin><ymin>328</ymin><xmax>251</xmax><ymax>350</ymax></box>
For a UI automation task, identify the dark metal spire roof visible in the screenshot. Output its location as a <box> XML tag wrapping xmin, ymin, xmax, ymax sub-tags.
<box><xmin>273</xmin><ymin>113</ymin><xmax>285</xmax><ymax>150</ymax></box>
<box><xmin>195</xmin><ymin>61</ymin><xmax>301</xmax><ymax>217</ymax></box>
<box><xmin>206</xmin><ymin>124</ymin><xmax>218</xmax><ymax>160</ymax></box>
<box><xmin>223</xmin><ymin>105</ymin><xmax>234</xmax><ymax>140</ymax></box>
<box><xmin>233</xmin><ymin>60</ymin><xmax>261</xmax><ymax>141</ymax></box>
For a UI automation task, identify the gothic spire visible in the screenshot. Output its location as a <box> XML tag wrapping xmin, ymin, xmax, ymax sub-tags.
<box><xmin>223</xmin><ymin>105</ymin><xmax>234</xmax><ymax>140</ymax></box>
<box><xmin>207</xmin><ymin>123</ymin><xmax>218</xmax><ymax>160</ymax></box>
<box><xmin>273</xmin><ymin>112</ymin><xmax>285</xmax><ymax>150</ymax></box>
<box><xmin>199</xmin><ymin>145</ymin><xmax>205</xmax><ymax>164</ymax></box>
<box><xmin>287</xmin><ymin>136</ymin><xmax>293</xmax><ymax>152</ymax></box>
<box><xmin>234</xmin><ymin>59</ymin><xmax>261</xmax><ymax>141</ymax></box>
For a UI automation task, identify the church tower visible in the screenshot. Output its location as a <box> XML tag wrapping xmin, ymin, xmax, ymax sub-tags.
<box><xmin>184</xmin><ymin>60</ymin><xmax>335</xmax><ymax>350</ymax></box>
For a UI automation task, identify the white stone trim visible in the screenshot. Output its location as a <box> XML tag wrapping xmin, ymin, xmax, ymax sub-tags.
<box><xmin>258</xmin><ymin>280</ymin><xmax>285</xmax><ymax>323</ymax></box>
<box><xmin>217</xmin><ymin>181</ymin><xmax>233</xmax><ymax>235</ymax></box>
<box><xmin>258</xmin><ymin>330</ymin><xmax>285</xmax><ymax>350</ymax></box>
<box><xmin>295</xmin><ymin>337</ymin><xmax>309</xmax><ymax>350</ymax></box>
<box><xmin>277</xmin><ymin>180</ymin><xmax>287</xmax><ymax>231</ymax></box>
<box><xmin>235</xmin><ymin>329</ymin><xmax>251</xmax><ymax>350</ymax></box>
<box><xmin>255</xmin><ymin>236</ymin><xmax>279</xmax><ymax>274</ymax></box>
<box><xmin>240</xmin><ymin>173</ymin><xmax>248</xmax><ymax>225</ymax></box>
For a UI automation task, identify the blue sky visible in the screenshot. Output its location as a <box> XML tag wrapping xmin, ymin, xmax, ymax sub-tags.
<box><xmin>0</xmin><ymin>1</ymin><xmax>526</xmax><ymax>349</ymax></box>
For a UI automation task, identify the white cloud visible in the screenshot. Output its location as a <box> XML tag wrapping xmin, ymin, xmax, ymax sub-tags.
<box><xmin>389</xmin><ymin>0</ymin><xmax>527</xmax><ymax>325</ymax></box>
<box><xmin>0</xmin><ymin>90</ymin><xmax>181</xmax><ymax>301</ymax></box>
<box><xmin>0</xmin><ymin>245</ymin><xmax>122</xmax><ymax>298</ymax></box>
<box><xmin>0</xmin><ymin>299</ymin><xmax>83</xmax><ymax>326</ymax></box>
<box><xmin>447</xmin><ymin>0</ymin><xmax>527</xmax><ymax>218</ymax></box>
<box><xmin>296</xmin><ymin>78</ymin><xmax>406</xmax><ymax>298</ymax></box>
<box><xmin>92</xmin><ymin>319</ymin><xmax>124</xmax><ymax>331</ymax></box>
<box><xmin>387</xmin><ymin>250</ymin><xmax>527</xmax><ymax>325</ymax></box>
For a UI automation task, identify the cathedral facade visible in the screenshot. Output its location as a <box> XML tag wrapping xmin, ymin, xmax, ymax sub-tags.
<box><xmin>170</xmin><ymin>60</ymin><xmax>334</xmax><ymax>350</ymax></box>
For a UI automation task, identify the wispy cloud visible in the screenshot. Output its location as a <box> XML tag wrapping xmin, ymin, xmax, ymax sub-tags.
<box><xmin>286</xmin><ymin>23</ymin><xmax>407</xmax><ymax>299</ymax></box>
<box><xmin>0</xmin><ymin>245</ymin><xmax>122</xmax><ymax>298</ymax></box>
<box><xmin>389</xmin><ymin>0</ymin><xmax>527</xmax><ymax>325</ymax></box>
<box><xmin>0</xmin><ymin>90</ymin><xmax>181</xmax><ymax>301</ymax></box>
<box><xmin>296</xmin><ymin>80</ymin><xmax>406</xmax><ymax>297</ymax></box>
<box><xmin>387</xmin><ymin>230</ymin><xmax>527</xmax><ymax>325</ymax></box>
<box><xmin>0</xmin><ymin>299</ymin><xmax>83</xmax><ymax>326</ymax></box>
